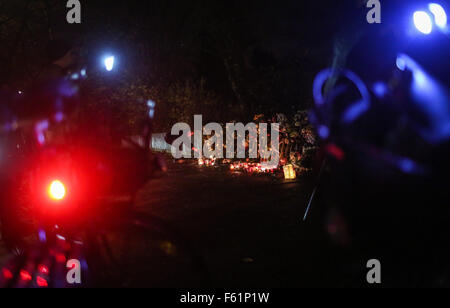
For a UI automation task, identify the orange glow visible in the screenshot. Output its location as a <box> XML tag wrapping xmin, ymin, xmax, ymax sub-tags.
<box><xmin>283</xmin><ymin>164</ymin><xmax>296</xmax><ymax>180</ymax></box>
<box><xmin>48</xmin><ymin>180</ymin><xmax>66</xmax><ymax>201</ymax></box>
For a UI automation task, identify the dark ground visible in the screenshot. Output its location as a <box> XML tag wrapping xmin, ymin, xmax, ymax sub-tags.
<box><xmin>0</xmin><ymin>156</ymin><xmax>369</xmax><ymax>287</ymax></box>
<box><xmin>131</xmin><ymin>157</ymin><xmax>358</xmax><ymax>288</ymax></box>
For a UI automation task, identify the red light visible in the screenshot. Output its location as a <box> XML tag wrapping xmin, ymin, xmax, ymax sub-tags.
<box><xmin>56</xmin><ymin>253</ymin><xmax>66</xmax><ymax>263</ymax></box>
<box><xmin>48</xmin><ymin>180</ymin><xmax>66</xmax><ymax>201</ymax></box>
<box><xmin>326</xmin><ymin>143</ymin><xmax>345</xmax><ymax>161</ymax></box>
<box><xmin>20</xmin><ymin>270</ymin><xmax>32</xmax><ymax>281</ymax></box>
<box><xmin>2</xmin><ymin>268</ymin><xmax>13</xmax><ymax>280</ymax></box>
<box><xmin>38</xmin><ymin>265</ymin><xmax>49</xmax><ymax>275</ymax></box>
<box><xmin>36</xmin><ymin>276</ymin><xmax>48</xmax><ymax>287</ymax></box>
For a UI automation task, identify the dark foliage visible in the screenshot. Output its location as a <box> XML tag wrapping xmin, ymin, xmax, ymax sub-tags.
<box><xmin>0</xmin><ymin>0</ymin><xmax>358</xmax><ymax>132</ymax></box>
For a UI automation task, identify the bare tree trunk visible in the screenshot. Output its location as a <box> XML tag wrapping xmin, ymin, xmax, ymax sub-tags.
<box><xmin>223</xmin><ymin>55</ymin><xmax>247</xmax><ymax>111</ymax></box>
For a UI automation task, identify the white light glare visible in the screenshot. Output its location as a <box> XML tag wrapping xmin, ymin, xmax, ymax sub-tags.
<box><xmin>429</xmin><ymin>3</ymin><xmax>447</xmax><ymax>29</ymax></box>
<box><xmin>414</xmin><ymin>11</ymin><xmax>433</xmax><ymax>34</ymax></box>
<box><xmin>104</xmin><ymin>56</ymin><xmax>115</xmax><ymax>71</ymax></box>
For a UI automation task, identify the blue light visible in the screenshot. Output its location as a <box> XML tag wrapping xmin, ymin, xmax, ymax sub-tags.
<box><xmin>313</xmin><ymin>69</ymin><xmax>371</xmax><ymax>124</ymax></box>
<box><xmin>396</xmin><ymin>53</ymin><xmax>450</xmax><ymax>144</ymax></box>
<box><xmin>148</xmin><ymin>100</ymin><xmax>156</xmax><ymax>119</ymax></box>
<box><xmin>414</xmin><ymin>11</ymin><xmax>433</xmax><ymax>34</ymax></box>
<box><xmin>54</xmin><ymin>112</ymin><xmax>64</xmax><ymax>123</ymax></box>
<box><xmin>38</xmin><ymin>229</ymin><xmax>47</xmax><ymax>243</ymax></box>
<box><xmin>399</xmin><ymin>158</ymin><xmax>415</xmax><ymax>174</ymax></box>
<box><xmin>104</xmin><ymin>56</ymin><xmax>115</xmax><ymax>71</ymax></box>
<box><xmin>318</xmin><ymin>125</ymin><xmax>330</xmax><ymax>139</ymax></box>
<box><xmin>396</xmin><ymin>57</ymin><xmax>406</xmax><ymax>71</ymax></box>
<box><xmin>429</xmin><ymin>3</ymin><xmax>447</xmax><ymax>29</ymax></box>
<box><xmin>373</xmin><ymin>81</ymin><xmax>389</xmax><ymax>98</ymax></box>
